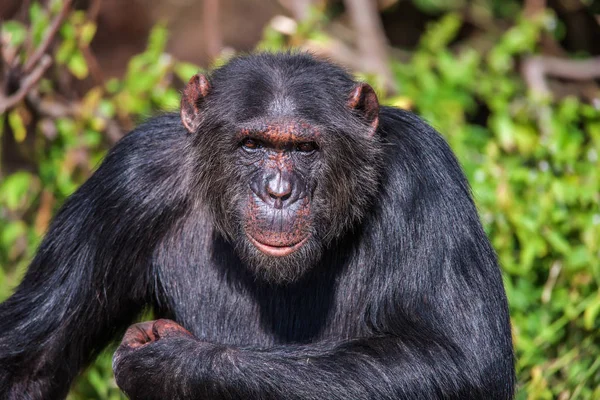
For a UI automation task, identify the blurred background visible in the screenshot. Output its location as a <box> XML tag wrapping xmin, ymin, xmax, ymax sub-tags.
<box><xmin>0</xmin><ymin>0</ymin><xmax>599</xmax><ymax>398</ymax></box>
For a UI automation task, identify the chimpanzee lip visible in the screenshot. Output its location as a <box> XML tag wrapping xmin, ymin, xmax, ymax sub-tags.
<box><xmin>247</xmin><ymin>234</ymin><xmax>309</xmax><ymax>257</ymax></box>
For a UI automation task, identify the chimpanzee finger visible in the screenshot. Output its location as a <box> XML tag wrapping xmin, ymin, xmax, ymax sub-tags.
<box><xmin>152</xmin><ymin>319</ymin><xmax>193</xmax><ymax>339</ymax></box>
<box><xmin>121</xmin><ymin>321</ymin><xmax>158</xmax><ymax>348</ymax></box>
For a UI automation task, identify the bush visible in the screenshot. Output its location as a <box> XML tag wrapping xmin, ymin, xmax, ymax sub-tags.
<box><xmin>0</xmin><ymin>2</ymin><xmax>598</xmax><ymax>398</ymax></box>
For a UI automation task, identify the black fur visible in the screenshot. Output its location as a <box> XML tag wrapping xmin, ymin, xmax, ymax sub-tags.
<box><xmin>0</xmin><ymin>52</ymin><xmax>515</xmax><ymax>399</ymax></box>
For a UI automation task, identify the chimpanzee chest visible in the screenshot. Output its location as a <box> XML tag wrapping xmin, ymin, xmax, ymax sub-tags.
<box><xmin>155</xmin><ymin>240</ymin><xmax>367</xmax><ymax>346</ymax></box>
<box><xmin>157</xmin><ymin>261</ymin><xmax>365</xmax><ymax>346</ymax></box>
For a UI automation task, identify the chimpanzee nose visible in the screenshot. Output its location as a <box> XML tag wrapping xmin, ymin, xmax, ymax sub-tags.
<box><xmin>266</xmin><ymin>172</ymin><xmax>292</xmax><ymax>207</ymax></box>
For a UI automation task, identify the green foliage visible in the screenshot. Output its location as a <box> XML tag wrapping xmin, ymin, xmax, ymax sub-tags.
<box><xmin>1</xmin><ymin>2</ymin><xmax>599</xmax><ymax>399</ymax></box>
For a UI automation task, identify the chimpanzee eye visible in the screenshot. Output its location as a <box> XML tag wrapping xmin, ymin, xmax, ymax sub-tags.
<box><xmin>296</xmin><ymin>142</ymin><xmax>318</xmax><ymax>153</ymax></box>
<box><xmin>241</xmin><ymin>138</ymin><xmax>261</xmax><ymax>150</ymax></box>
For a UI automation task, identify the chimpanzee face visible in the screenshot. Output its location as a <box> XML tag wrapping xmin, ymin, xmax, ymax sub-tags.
<box><xmin>235</xmin><ymin>120</ymin><xmax>320</xmax><ymax>257</ymax></box>
<box><xmin>225</xmin><ymin>118</ymin><xmax>326</xmax><ymax>282</ymax></box>
<box><xmin>180</xmin><ymin>57</ymin><xmax>382</xmax><ymax>283</ymax></box>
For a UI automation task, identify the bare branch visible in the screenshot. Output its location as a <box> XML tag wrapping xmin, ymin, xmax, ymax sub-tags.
<box><xmin>537</xmin><ymin>56</ymin><xmax>600</xmax><ymax>80</ymax></box>
<box><xmin>0</xmin><ymin>54</ymin><xmax>51</xmax><ymax>114</ymax></box>
<box><xmin>86</xmin><ymin>0</ymin><xmax>102</xmax><ymax>22</ymax></box>
<box><xmin>26</xmin><ymin>90</ymin><xmax>123</xmax><ymax>144</ymax></box>
<box><xmin>25</xmin><ymin>90</ymin><xmax>74</xmax><ymax>118</ymax></box>
<box><xmin>343</xmin><ymin>0</ymin><xmax>397</xmax><ymax>93</ymax></box>
<box><xmin>82</xmin><ymin>45</ymin><xmax>104</xmax><ymax>85</ymax></box>
<box><xmin>522</xmin><ymin>55</ymin><xmax>600</xmax><ymax>97</ymax></box>
<box><xmin>19</xmin><ymin>0</ymin><xmax>32</xmax><ymax>22</ymax></box>
<box><xmin>0</xmin><ymin>20</ymin><xmax>4</xmax><ymax>77</ymax></box>
<box><xmin>23</xmin><ymin>0</ymin><xmax>72</xmax><ymax>75</ymax></box>
<box><xmin>524</xmin><ymin>0</ymin><xmax>546</xmax><ymax>17</ymax></box>
<box><xmin>203</xmin><ymin>0</ymin><xmax>222</xmax><ymax>60</ymax></box>
<box><xmin>277</xmin><ymin>0</ymin><xmax>315</xmax><ymax>21</ymax></box>
<box><xmin>81</xmin><ymin>0</ymin><xmax>104</xmax><ymax>85</ymax></box>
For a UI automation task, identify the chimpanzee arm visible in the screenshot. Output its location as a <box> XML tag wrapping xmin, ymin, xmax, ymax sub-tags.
<box><xmin>114</xmin><ymin>260</ymin><xmax>514</xmax><ymax>400</ymax></box>
<box><xmin>0</xmin><ymin>114</ymin><xmax>191</xmax><ymax>399</ymax></box>
<box><xmin>114</xmin><ymin>319</ymin><xmax>513</xmax><ymax>400</ymax></box>
<box><xmin>115</xmin><ymin>244</ymin><xmax>515</xmax><ymax>400</ymax></box>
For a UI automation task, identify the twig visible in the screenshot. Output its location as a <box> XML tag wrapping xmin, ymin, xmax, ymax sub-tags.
<box><xmin>34</xmin><ymin>189</ymin><xmax>55</xmax><ymax>236</ymax></box>
<box><xmin>84</xmin><ymin>0</ymin><xmax>104</xmax><ymax>84</ymax></box>
<box><xmin>0</xmin><ymin>20</ymin><xmax>4</xmax><ymax>77</ymax></box>
<box><xmin>541</xmin><ymin>261</ymin><xmax>561</xmax><ymax>304</ymax></box>
<box><xmin>19</xmin><ymin>0</ymin><xmax>32</xmax><ymax>23</ymax></box>
<box><xmin>203</xmin><ymin>0</ymin><xmax>222</xmax><ymax>60</ymax></box>
<box><xmin>86</xmin><ymin>0</ymin><xmax>102</xmax><ymax>22</ymax></box>
<box><xmin>277</xmin><ymin>0</ymin><xmax>314</xmax><ymax>21</ymax></box>
<box><xmin>26</xmin><ymin>91</ymin><xmax>74</xmax><ymax>118</ymax></box>
<box><xmin>303</xmin><ymin>37</ymin><xmax>362</xmax><ymax>70</ymax></box>
<box><xmin>26</xmin><ymin>91</ymin><xmax>123</xmax><ymax>143</ymax></box>
<box><xmin>536</xmin><ymin>56</ymin><xmax>600</xmax><ymax>80</ymax></box>
<box><xmin>81</xmin><ymin>45</ymin><xmax>104</xmax><ymax>85</ymax></box>
<box><xmin>23</xmin><ymin>0</ymin><xmax>72</xmax><ymax>75</ymax></box>
<box><xmin>522</xmin><ymin>55</ymin><xmax>600</xmax><ymax>97</ymax></box>
<box><xmin>343</xmin><ymin>0</ymin><xmax>397</xmax><ymax>93</ymax></box>
<box><xmin>524</xmin><ymin>0</ymin><xmax>546</xmax><ymax>17</ymax></box>
<box><xmin>0</xmin><ymin>54</ymin><xmax>52</xmax><ymax>114</ymax></box>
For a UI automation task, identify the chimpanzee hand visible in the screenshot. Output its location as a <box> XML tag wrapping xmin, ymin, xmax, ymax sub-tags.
<box><xmin>116</xmin><ymin>319</ymin><xmax>193</xmax><ymax>350</ymax></box>
<box><xmin>113</xmin><ymin>319</ymin><xmax>200</xmax><ymax>399</ymax></box>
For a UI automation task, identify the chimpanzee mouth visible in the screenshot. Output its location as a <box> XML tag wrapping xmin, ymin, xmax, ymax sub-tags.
<box><xmin>247</xmin><ymin>234</ymin><xmax>309</xmax><ymax>257</ymax></box>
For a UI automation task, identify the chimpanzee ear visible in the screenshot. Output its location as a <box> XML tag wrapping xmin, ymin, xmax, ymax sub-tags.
<box><xmin>347</xmin><ymin>83</ymin><xmax>379</xmax><ymax>136</ymax></box>
<box><xmin>181</xmin><ymin>74</ymin><xmax>211</xmax><ymax>133</ymax></box>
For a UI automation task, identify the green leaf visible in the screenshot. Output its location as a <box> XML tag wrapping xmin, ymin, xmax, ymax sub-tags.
<box><xmin>0</xmin><ymin>221</ymin><xmax>26</xmax><ymax>251</ymax></box>
<box><xmin>174</xmin><ymin>62</ymin><xmax>201</xmax><ymax>82</ymax></box>
<box><xmin>8</xmin><ymin>111</ymin><xmax>27</xmax><ymax>143</ymax></box>
<box><xmin>0</xmin><ymin>172</ymin><xmax>34</xmax><ymax>210</ymax></box>
<box><xmin>1</xmin><ymin>21</ymin><xmax>27</xmax><ymax>47</ymax></box>
<box><xmin>80</xmin><ymin>22</ymin><xmax>97</xmax><ymax>46</ymax></box>
<box><xmin>56</xmin><ymin>39</ymin><xmax>76</xmax><ymax>64</ymax></box>
<box><xmin>584</xmin><ymin>295</ymin><xmax>600</xmax><ymax>330</ymax></box>
<box><xmin>544</xmin><ymin>230</ymin><xmax>571</xmax><ymax>255</ymax></box>
<box><xmin>29</xmin><ymin>2</ymin><xmax>50</xmax><ymax>47</ymax></box>
<box><xmin>67</xmin><ymin>50</ymin><xmax>89</xmax><ymax>79</ymax></box>
<box><xmin>146</xmin><ymin>24</ymin><xmax>168</xmax><ymax>58</ymax></box>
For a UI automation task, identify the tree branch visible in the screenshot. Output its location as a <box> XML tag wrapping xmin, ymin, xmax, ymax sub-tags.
<box><xmin>23</xmin><ymin>0</ymin><xmax>72</xmax><ymax>75</ymax></box>
<box><xmin>0</xmin><ymin>54</ymin><xmax>51</xmax><ymax>114</ymax></box>
<box><xmin>522</xmin><ymin>55</ymin><xmax>600</xmax><ymax>97</ymax></box>
<box><xmin>343</xmin><ymin>0</ymin><xmax>397</xmax><ymax>93</ymax></box>
<box><xmin>82</xmin><ymin>0</ymin><xmax>105</xmax><ymax>85</ymax></box>
<box><xmin>277</xmin><ymin>0</ymin><xmax>316</xmax><ymax>21</ymax></box>
<box><xmin>524</xmin><ymin>0</ymin><xmax>546</xmax><ymax>17</ymax></box>
<box><xmin>26</xmin><ymin>90</ymin><xmax>123</xmax><ymax>144</ymax></box>
<box><xmin>203</xmin><ymin>0</ymin><xmax>222</xmax><ymax>60</ymax></box>
<box><xmin>86</xmin><ymin>0</ymin><xmax>102</xmax><ymax>22</ymax></box>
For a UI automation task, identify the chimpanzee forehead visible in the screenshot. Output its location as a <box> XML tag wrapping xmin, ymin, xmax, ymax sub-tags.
<box><xmin>235</xmin><ymin>119</ymin><xmax>322</xmax><ymax>145</ymax></box>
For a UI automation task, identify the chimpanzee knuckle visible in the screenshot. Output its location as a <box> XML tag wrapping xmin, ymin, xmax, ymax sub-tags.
<box><xmin>152</xmin><ymin>319</ymin><xmax>192</xmax><ymax>338</ymax></box>
<box><xmin>121</xmin><ymin>321</ymin><xmax>157</xmax><ymax>348</ymax></box>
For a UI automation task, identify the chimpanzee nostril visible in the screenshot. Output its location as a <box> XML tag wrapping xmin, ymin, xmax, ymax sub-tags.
<box><xmin>266</xmin><ymin>173</ymin><xmax>292</xmax><ymax>202</ymax></box>
<box><xmin>270</xmin><ymin>191</ymin><xmax>292</xmax><ymax>205</ymax></box>
<box><xmin>280</xmin><ymin>192</ymin><xmax>291</xmax><ymax>201</ymax></box>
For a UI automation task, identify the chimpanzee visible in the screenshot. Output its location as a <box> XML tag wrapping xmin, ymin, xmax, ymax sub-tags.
<box><xmin>0</xmin><ymin>52</ymin><xmax>515</xmax><ymax>399</ymax></box>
